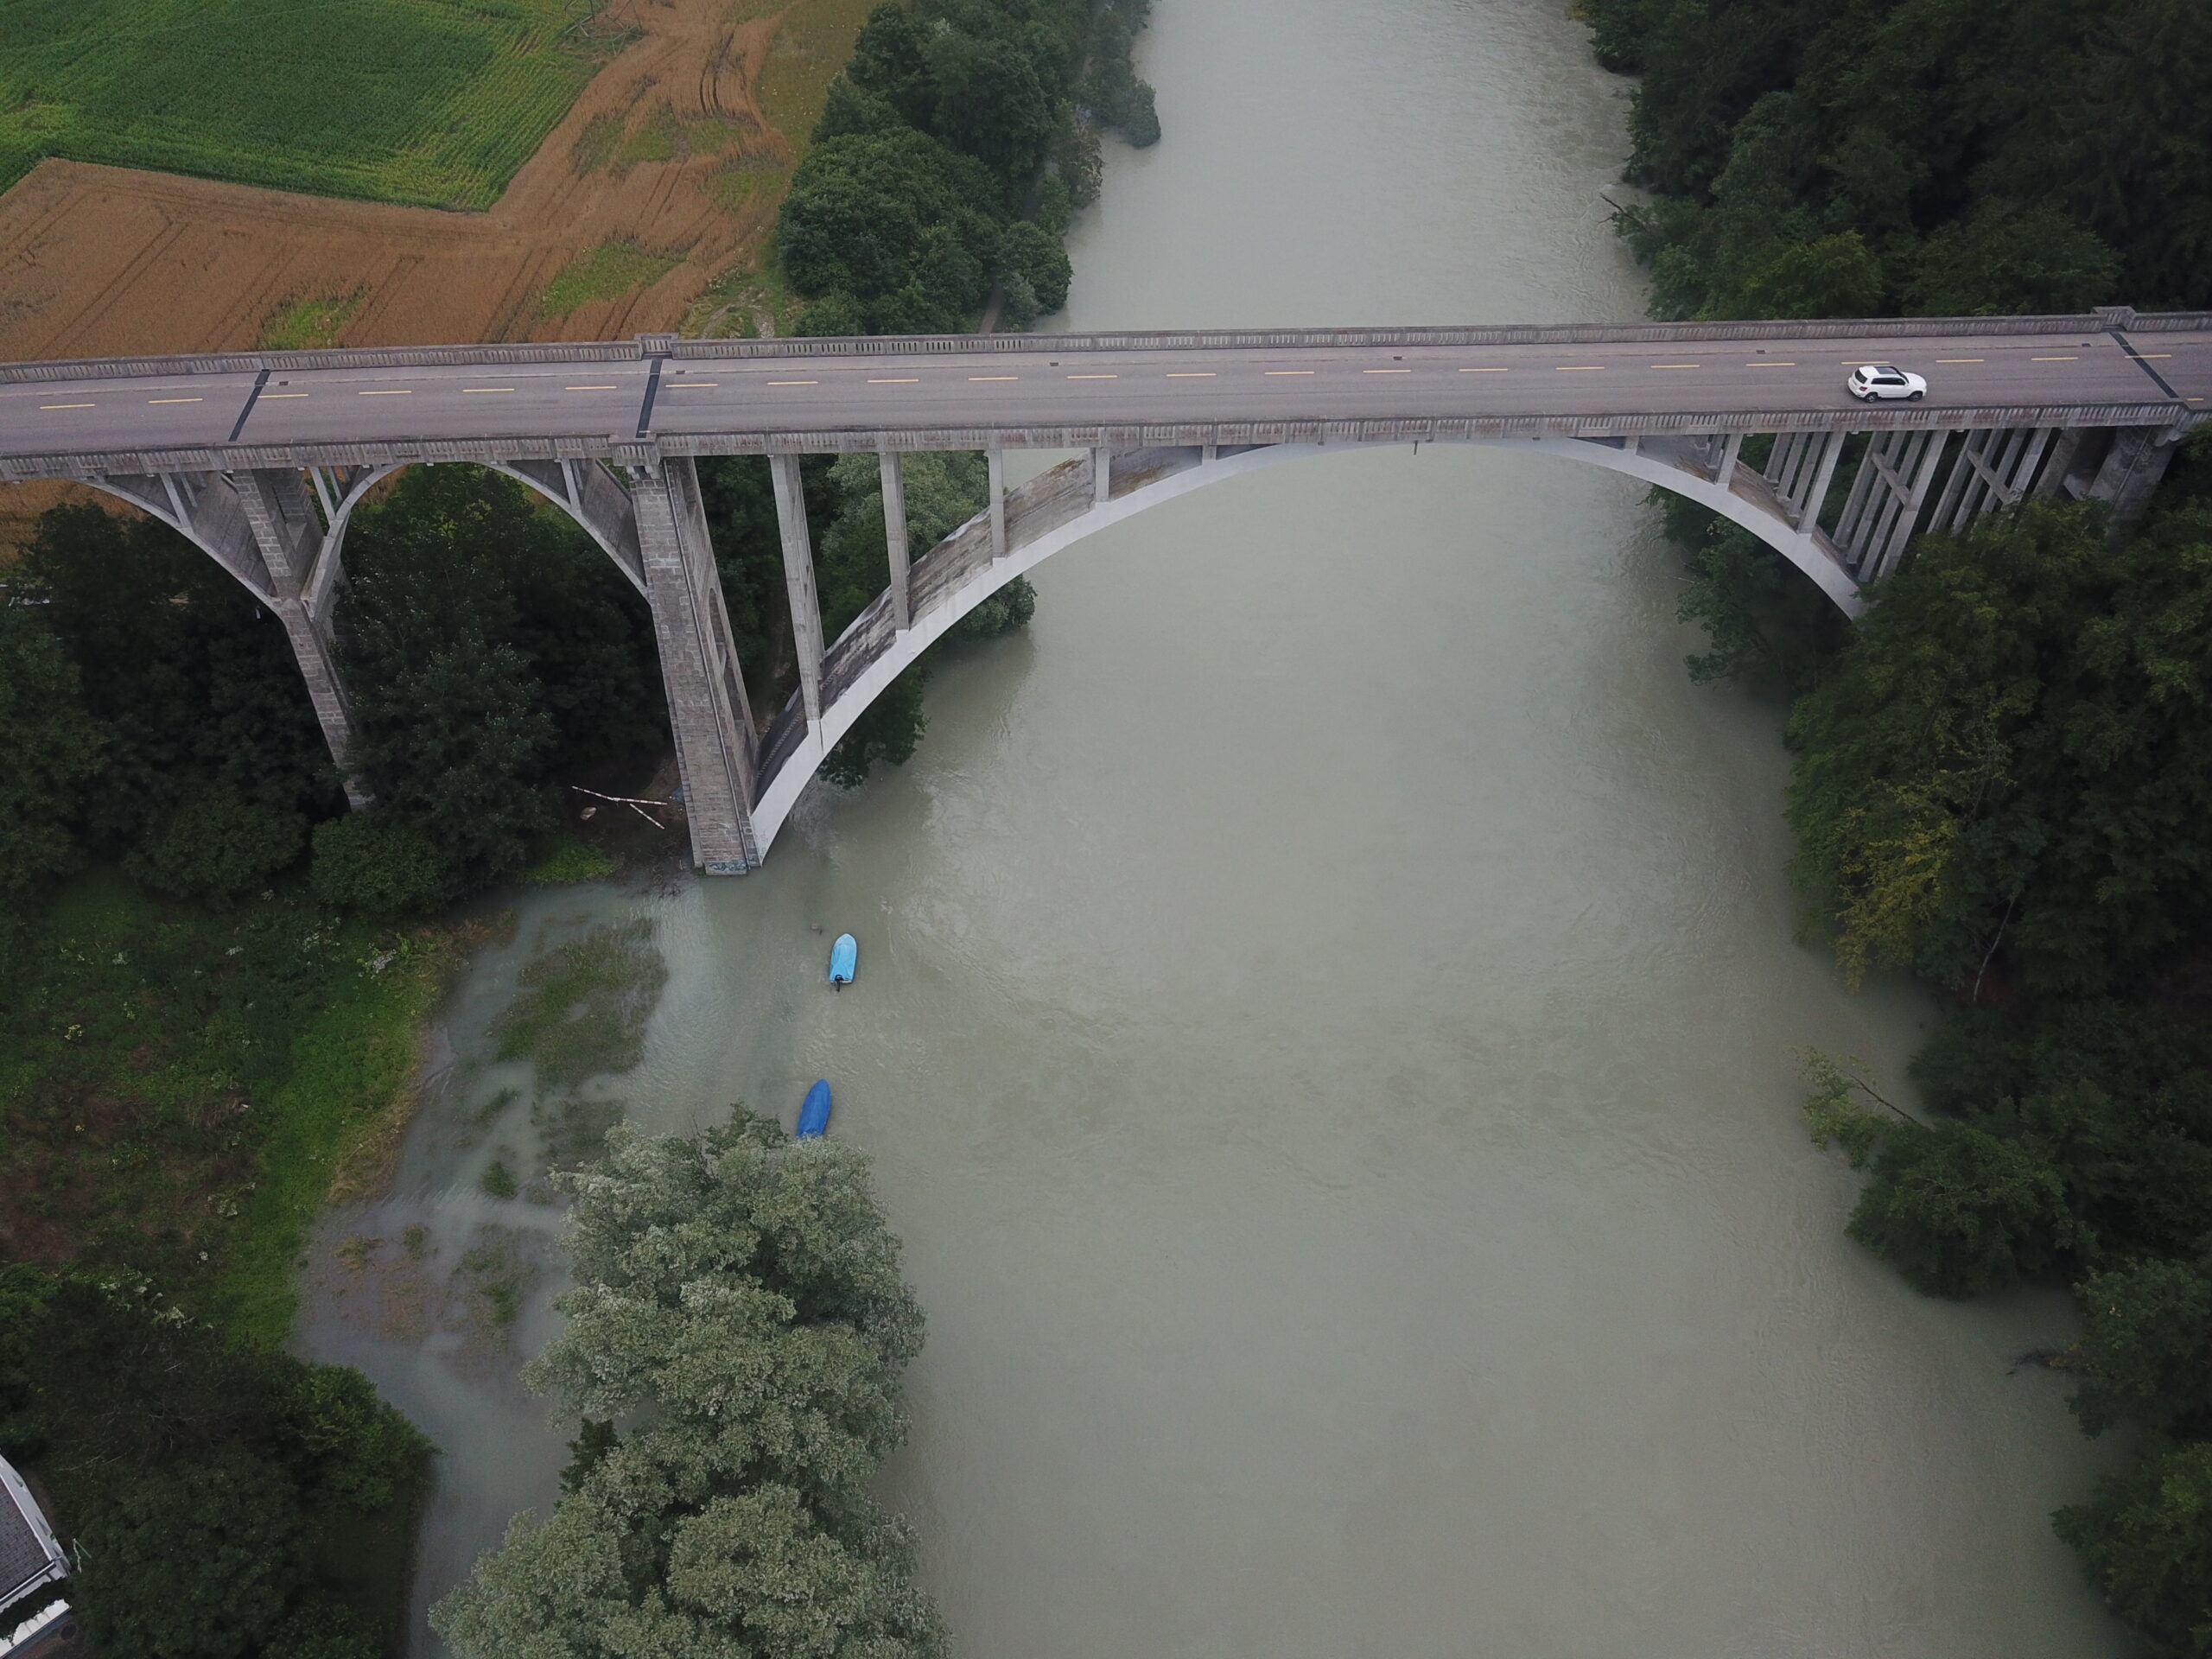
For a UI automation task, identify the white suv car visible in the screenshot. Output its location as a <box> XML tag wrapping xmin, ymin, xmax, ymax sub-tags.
<box><xmin>1849</xmin><ymin>363</ymin><xmax>1928</xmax><ymax>401</ymax></box>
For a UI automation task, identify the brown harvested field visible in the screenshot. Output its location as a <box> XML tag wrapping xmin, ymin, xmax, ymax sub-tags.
<box><xmin>0</xmin><ymin>0</ymin><xmax>874</xmax><ymax>547</ymax></box>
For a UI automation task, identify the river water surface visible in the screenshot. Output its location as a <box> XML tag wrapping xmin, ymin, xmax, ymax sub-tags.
<box><xmin>300</xmin><ymin>2</ymin><xmax>2133</xmax><ymax>1653</ymax></box>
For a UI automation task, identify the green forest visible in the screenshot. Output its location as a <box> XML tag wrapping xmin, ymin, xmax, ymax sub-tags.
<box><xmin>1579</xmin><ymin>0</ymin><xmax>2212</xmax><ymax>1649</ymax></box>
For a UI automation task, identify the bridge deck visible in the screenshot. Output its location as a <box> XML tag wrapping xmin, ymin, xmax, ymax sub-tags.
<box><xmin>1</xmin><ymin>314</ymin><xmax>2202</xmax><ymax>478</ymax></box>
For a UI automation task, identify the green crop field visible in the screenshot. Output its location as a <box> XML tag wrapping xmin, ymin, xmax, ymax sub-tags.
<box><xmin>0</xmin><ymin>0</ymin><xmax>612</xmax><ymax>207</ymax></box>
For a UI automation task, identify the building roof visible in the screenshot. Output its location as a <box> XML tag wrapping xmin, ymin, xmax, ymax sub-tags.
<box><xmin>0</xmin><ymin>1458</ymin><xmax>65</xmax><ymax>1616</ymax></box>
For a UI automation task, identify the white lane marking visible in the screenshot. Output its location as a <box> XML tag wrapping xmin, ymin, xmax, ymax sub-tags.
<box><xmin>1459</xmin><ymin>366</ymin><xmax>1508</xmax><ymax>373</ymax></box>
<box><xmin>1068</xmin><ymin>373</ymin><xmax>1117</xmax><ymax>379</ymax></box>
<box><xmin>1363</xmin><ymin>368</ymin><xmax>1411</xmax><ymax>374</ymax></box>
<box><xmin>147</xmin><ymin>397</ymin><xmax>203</xmax><ymax>404</ymax></box>
<box><xmin>41</xmin><ymin>403</ymin><xmax>93</xmax><ymax>410</ymax></box>
<box><xmin>1745</xmin><ymin>361</ymin><xmax>1796</xmax><ymax>368</ymax></box>
<box><xmin>262</xmin><ymin>392</ymin><xmax>309</xmax><ymax>398</ymax></box>
<box><xmin>767</xmin><ymin>380</ymin><xmax>817</xmax><ymax>387</ymax></box>
<box><xmin>666</xmin><ymin>381</ymin><xmax>717</xmax><ymax>388</ymax></box>
<box><xmin>2032</xmin><ymin>355</ymin><xmax>2078</xmax><ymax>361</ymax></box>
<box><xmin>359</xmin><ymin>388</ymin><xmax>412</xmax><ymax>396</ymax></box>
<box><xmin>1649</xmin><ymin>364</ymin><xmax>1700</xmax><ymax>370</ymax></box>
<box><xmin>1555</xmin><ymin>365</ymin><xmax>1605</xmax><ymax>372</ymax></box>
<box><xmin>1936</xmin><ymin>359</ymin><xmax>1983</xmax><ymax>364</ymax></box>
<box><xmin>1166</xmin><ymin>372</ymin><xmax>1215</xmax><ymax>378</ymax></box>
<box><xmin>567</xmin><ymin>385</ymin><xmax>619</xmax><ymax>391</ymax></box>
<box><xmin>2138</xmin><ymin>353</ymin><xmax>2172</xmax><ymax>359</ymax></box>
<box><xmin>1264</xmin><ymin>370</ymin><xmax>1314</xmax><ymax>376</ymax></box>
<box><xmin>868</xmin><ymin>378</ymin><xmax>920</xmax><ymax>385</ymax></box>
<box><xmin>969</xmin><ymin>375</ymin><xmax>1019</xmax><ymax>381</ymax></box>
<box><xmin>464</xmin><ymin>387</ymin><xmax>516</xmax><ymax>394</ymax></box>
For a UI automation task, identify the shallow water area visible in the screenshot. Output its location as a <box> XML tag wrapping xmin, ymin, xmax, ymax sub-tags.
<box><xmin>299</xmin><ymin>0</ymin><xmax>2134</xmax><ymax>1653</ymax></box>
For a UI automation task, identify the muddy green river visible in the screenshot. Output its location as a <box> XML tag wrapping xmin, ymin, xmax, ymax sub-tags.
<box><xmin>297</xmin><ymin>2</ymin><xmax>2131</xmax><ymax>1652</ymax></box>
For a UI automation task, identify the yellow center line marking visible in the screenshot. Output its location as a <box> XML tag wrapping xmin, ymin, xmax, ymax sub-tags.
<box><xmin>1555</xmin><ymin>365</ymin><xmax>1605</xmax><ymax>372</ymax></box>
<box><xmin>868</xmin><ymin>378</ymin><xmax>920</xmax><ymax>384</ymax></box>
<box><xmin>2138</xmin><ymin>353</ymin><xmax>2172</xmax><ymax>359</ymax></box>
<box><xmin>1649</xmin><ymin>364</ymin><xmax>1700</xmax><ymax>370</ymax></box>
<box><xmin>2032</xmin><ymin>355</ymin><xmax>2077</xmax><ymax>361</ymax></box>
<box><xmin>1936</xmin><ymin>358</ymin><xmax>1983</xmax><ymax>364</ymax></box>
<box><xmin>666</xmin><ymin>381</ymin><xmax>717</xmax><ymax>389</ymax></box>
<box><xmin>1745</xmin><ymin>361</ymin><xmax>1796</xmax><ymax>368</ymax></box>
<box><xmin>1068</xmin><ymin>373</ymin><xmax>1118</xmax><ymax>379</ymax></box>
<box><xmin>566</xmin><ymin>384</ymin><xmax>619</xmax><ymax>391</ymax></box>
<box><xmin>1363</xmin><ymin>368</ymin><xmax>1412</xmax><ymax>374</ymax></box>
<box><xmin>262</xmin><ymin>391</ymin><xmax>308</xmax><ymax>398</ymax></box>
<box><xmin>969</xmin><ymin>375</ymin><xmax>1019</xmax><ymax>381</ymax></box>
<box><xmin>147</xmin><ymin>397</ymin><xmax>203</xmax><ymax>404</ymax></box>
<box><xmin>1264</xmin><ymin>370</ymin><xmax>1314</xmax><ymax>376</ymax></box>
<box><xmin>767</xmin><ymin>380</ymin><xmax>817</xmax><ymax>387</ymax></box>
<box><xmin>1166</xmin><ymin>372</ymin><xmax>1215</xmax><ymax>378</ymax></box>
<box><xmin>1459</xmin><ymin>366</ymin><xmax>1508</xmax><ymax>372</ymax></box>
<box><xmin>463</xmin><ymin>387</ymin><xmax>515</xmax><ymax>394</ymax></box>
<box><xmin>41</xmin><ymin>403</ymin><xmax>93</xmax><ymax>410</ymax></box>
<box><xmin>359</xmin><ymin>388</ymin><xmax>412</xmax><ymax>396</ymax></box>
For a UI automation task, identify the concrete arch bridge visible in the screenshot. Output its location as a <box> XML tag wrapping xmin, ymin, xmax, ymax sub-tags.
<box><xmin>1</xmin><ymin>308</ymin><xmax>2202</xmax><ymax>871</ymax></box>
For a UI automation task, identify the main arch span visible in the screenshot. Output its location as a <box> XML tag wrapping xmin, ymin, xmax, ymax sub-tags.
<box><xmin>3</xmin><ymin>309</ymin><xmax>2202</xmax><ymax>871</ymax></box>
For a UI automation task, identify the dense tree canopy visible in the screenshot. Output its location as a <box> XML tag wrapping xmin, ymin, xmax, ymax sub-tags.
<box><xmin>431</xmin><ymin>1109</ymin><xmax>943</xmax><ymax>1659</ymax></box>
<box><xmin>1586</xmin><ymin>0</ymin><xmax>2212</xmax><ymax>317</ymax></box>
<box><xmin>0</xmin><ymin>1269</ymin><xmax>424</xmax><ymax>1659</ymax></box>
<box><xmin>336</xmin><ymin>466</ymin><xmax>665</xmax><ymax>896</ymax></box>
<box><xmin>779</xmin><ymin>0</ymin><xmax>1155</xmax><ymax>336</ymax></box>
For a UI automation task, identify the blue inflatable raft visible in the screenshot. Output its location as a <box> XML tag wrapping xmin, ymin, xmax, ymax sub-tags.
<box><xmin>797</xmin><ymin>1078</ymin><xmax>832</xmax><ymax>1138</ymax></box>
<box><xmin>829</xmin><ymin>932</ymin><xmax>857</xmax><ymax>988</ymax></box>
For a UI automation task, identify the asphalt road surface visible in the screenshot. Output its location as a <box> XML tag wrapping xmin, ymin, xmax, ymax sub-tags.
<box><xmin>2</xmin><ymin>325</ymin><xmax>2204</xmax><ymax>464</ymax></box>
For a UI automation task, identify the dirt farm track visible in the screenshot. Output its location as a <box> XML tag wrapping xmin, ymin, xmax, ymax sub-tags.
<box><xmin>0</xmin><ymin>0</ymin><xmax>872</xmax><ymax>541</ymax></box>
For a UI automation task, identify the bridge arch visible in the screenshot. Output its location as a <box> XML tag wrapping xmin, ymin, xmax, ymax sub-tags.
<box><xmin>747</xmin><ymin>433</ymin><xmax>1862</xmax><ymax>851</ymax></box>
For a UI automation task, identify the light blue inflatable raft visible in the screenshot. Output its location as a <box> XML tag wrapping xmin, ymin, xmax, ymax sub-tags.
<box><xmin>829</xmin><ymin>932</ymin><xmax>857</xmax><ymax>988</ymax></box>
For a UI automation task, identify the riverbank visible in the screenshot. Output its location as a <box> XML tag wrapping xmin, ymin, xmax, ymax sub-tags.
<box><xmin>1579</xmin><ymin>2</ymin><xmax>2212</xmax><ymax>1648</ymax></box>
<box><xmin>0</xmin><ymin>870</ymin><xmax>487</xmax><ymax>1653</ymax></box>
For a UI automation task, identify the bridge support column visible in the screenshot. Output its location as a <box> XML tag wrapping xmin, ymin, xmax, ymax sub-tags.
<box><xmin>229</xmin><ymin>468</ymin><xmax>370</xmax><ymax>808</ymax></box>
<box><xmin>1866</xmin><ymin>429</ymin><xmax>1952</xmax><ymax>583</ymax></box>
<box><xmin>988</xmin><ymin>448</ymin><xmax>1007</xmax><ymax>561</ymax></box>
<box><xmin>771</xmin><ymin>454</ymin><xmax>825</xmax><ymax>734</ymax></box>
<box><xmin>632</xmin><ymin>457</ymin><xmax>759</xmax><ymax>873</ymax></box>
<box><xmin>1713</xmin><ymin>431</ymin><xmax>1745</xmax><ymax>493</ymax></box>
<box><xmin>1795</xmin><ymin>430</ymin><xmax>1847</xmax><ymax>545</ymax></box>
<box><xmin>2090</xmin><ymin>425</ymin><xmax>2185</xmax><ymax>524</ymax></box>
<box><xmin>1092</xmin><ymin>447</ymin><xmax>1111</xmax><ymax>505</ymax></box>
<box><xmin>880</xmin><ymin>450</ymin><xmax>912</xmax><ymax>632</ymax></box>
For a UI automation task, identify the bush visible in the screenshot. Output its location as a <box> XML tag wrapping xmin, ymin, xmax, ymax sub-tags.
<box><xmin>311</xmin><ymin>813</ymin><xmax>443</xmax><ymax>916</ymax></box>
<box><xmin>128</xmin><ymin>786</ymin><xmax>308</xmax><ymax>905</ymax></box>
<box><xmin>960</xmin><ymin>575</ymin><xmax>1037</xmax><ymax>639</ymax></box>
<box><xmin>2055</xmin><ymin>1439</ymin><xmax>2212</xmax><ymax>1658</ymax></box>
<box><xmin>997</xmin><ymin>219</ymin><xmax>1071</xmax><ymax>313</ymax></box>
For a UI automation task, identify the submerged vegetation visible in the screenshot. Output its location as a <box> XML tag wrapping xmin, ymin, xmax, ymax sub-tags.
<box><xmin>1579</xmin><ymin>0</ymin><xmax>2212</xmax><ymax>1647</ymax></box>
<box><xmin>432</xmin><ymin>1108</ymin><xmax>942</xmax><ymax>1657</ymax></box>
<box><xmin>492</xmin><ymin>918</ymin><xmax>668</xmax><ymax>1088</ymax></box>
